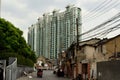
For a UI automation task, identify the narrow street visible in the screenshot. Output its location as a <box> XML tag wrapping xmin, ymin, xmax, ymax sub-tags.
<box><xmin>17</xmin><ymin>70</ymin><xmax>71</xmax><ymax>80</ymax></box>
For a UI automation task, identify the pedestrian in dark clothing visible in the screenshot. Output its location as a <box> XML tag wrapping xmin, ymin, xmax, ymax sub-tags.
<box><xmin>76</xmin><ymin>74</ymin><xmax>82</xmax><ymax>80</ymax></box>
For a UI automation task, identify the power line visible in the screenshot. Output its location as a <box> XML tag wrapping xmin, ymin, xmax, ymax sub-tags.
<box><xmin>78</xmin><ymin>12</ymin><xmax>120</xmax><ymax>41</ymax></box>
<box><xmin>81</xmin><ymin>20</ymin><xmax>120</xmax><ymax>40</ymax></box>
<box><xmin>81</xmin><ymin>18</ymin><xmax>120</xmax><ymax>39</ymax></box>
<box><xmin>84</xmin><ymin>0</ymin><xmax>118</xmax><ymax>19</ymax></box>
<box><xmin>84</xmin><ymin>17</ymin><xmax>120</xmax><ymax>37</ymax></box>
<box><xmin>84</xmin><ymin>1</ymin><xmax>120</xmax><ymax>22</ymax></box>
<box><xmin>81</xmin><ymin>23</ymin><xmax>120</xmax><ymax>41</ymax></box>
<box><xmin>80</xmin><ymin>12</ymin><xmax>120</xmax><ymax>36</ymax></box>
<box><xmin>93</xmin><ymin>18</ymin><xmax>120</xmax><ymax>33</ymax></box>
<box><xmin>83</xmin><ymin>0</ymin><xmax>119</xmax><ymax>22</ymax></box>
<box><xmin>74</xmin><ymin>1</ymin><xmax>120</xmax><ymax>42</ymax></box>
<box><xmin>83</xmin><ymin>0</ymin><xmax>111</xmax><ymax>18</ymax></box>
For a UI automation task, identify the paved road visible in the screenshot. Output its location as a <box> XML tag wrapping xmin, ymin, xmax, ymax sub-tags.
<box><xmin>17</xmin><ymin>70</ymin><xmax>71</xmax><ymax>80</ymax></box>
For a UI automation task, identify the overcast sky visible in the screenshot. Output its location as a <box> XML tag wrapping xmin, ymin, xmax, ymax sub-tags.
<box><xmin>1</xmin><ymin>0</ymin><xmax>120</xmax><ymax>41</ymax></box>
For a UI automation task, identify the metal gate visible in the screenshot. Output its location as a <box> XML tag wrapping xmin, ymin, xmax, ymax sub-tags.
<box><xmin>6</xmin><ymin>57</ymin><xmax>17</xmax><ymax>80</ymax></box>
<box><xmin>97</xmin><ymin>60</ymin><xmax>120</xmax><ymax>80</ymax></box>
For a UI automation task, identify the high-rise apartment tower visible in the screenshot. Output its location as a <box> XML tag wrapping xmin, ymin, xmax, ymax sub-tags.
<box><xmin>28</xmin><ymin>5</ymin><xmax>82</xmax><ymax>59</ymax></box>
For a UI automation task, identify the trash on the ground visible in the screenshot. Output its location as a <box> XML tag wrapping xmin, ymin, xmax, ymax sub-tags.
<box><xmin>28</xmin><ymin>76</ymin><xmax>32</xmax><ymax>78</ymax></box>
<box><xmin>23</xmin><ymin>71</ymin><xmax>28</xmax><ymax>76</ymax></box>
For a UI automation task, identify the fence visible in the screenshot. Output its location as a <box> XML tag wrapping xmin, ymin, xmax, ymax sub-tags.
<box><xmin>1</xmin><ymin>57</ymin><xmax>34</xmax><ymax>80</ymax></box>
<box><xmin>6</xmin><ymin>57</ymin><xmax>17</xmax><ymax>80</ymax></box>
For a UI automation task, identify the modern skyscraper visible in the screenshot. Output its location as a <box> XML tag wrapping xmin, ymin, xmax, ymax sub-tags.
<box><xmin>28</xmin><ymin>5</ymin><xmax>82</xmax><ymax>59</ymax></box>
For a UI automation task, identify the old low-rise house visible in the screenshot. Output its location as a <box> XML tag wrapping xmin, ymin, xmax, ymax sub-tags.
<box><xmin>82</xmin><ymin>35</ymin><xmax>120</xmax><ymax>79</ymax></box>
<box><xmin>78</xmin><ymin>38</ymin><xmax>101</xmax><ymax>80</ymax></box>
<box><xmin>86</xmin><ymin>34</ymin><xmax>120</xmax><ymax>80</ymax></box>
<box><xmin>64</xmin><ymin>38</ymin><xmax>100</xmax><ymax>79</ymax></box>
<box><xmin>94</xmin><ymin>34</ymin><xmax>120</xmax><ymax>80</ymax></box>
<box><xmin>58</xmin><ymin>34</ymin><xmax>120</xmax><ymax>80</ymax></box>
<box><xmin>96</xmin><ymin>35</ymin><xmax>120</xmax><ymax>60</ymax></box>
<box><xmin>58</xmin><ymin>43</ymin><xmax>75</xmax><ymax>78</ymax></box>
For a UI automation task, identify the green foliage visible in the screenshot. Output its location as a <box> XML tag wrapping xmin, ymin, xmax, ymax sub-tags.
<box><xmin>0</xmin><ymin>18</ymin><xmax>36</xmax><ymax>67</ymax></box>
<box><xmin>0</xmin><ymin>18</ymin><xmax>22</xmax><ymax>51</ymax></box>
<box><xmin>17</xmin><ymin>54</ymin><xmax>34</xmax><ymax>67</ymax></box>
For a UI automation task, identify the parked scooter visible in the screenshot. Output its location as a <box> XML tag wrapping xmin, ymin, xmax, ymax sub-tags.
<box><xmin>37</xmin><ymin>69</ymin><xmax>43</xmax><ymax>78</ymax></box>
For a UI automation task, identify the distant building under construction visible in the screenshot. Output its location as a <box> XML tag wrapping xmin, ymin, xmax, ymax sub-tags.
<box><xmin>28</xmin><ymin>5</ymin><xmax>82</xmax><ymax>59</ymax></box>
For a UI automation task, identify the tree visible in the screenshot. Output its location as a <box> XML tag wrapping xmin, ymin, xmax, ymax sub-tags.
<box><xmin>0</xmin><ymin>18</ymin><xmax>36</xmax><ymax>66</ymax></box>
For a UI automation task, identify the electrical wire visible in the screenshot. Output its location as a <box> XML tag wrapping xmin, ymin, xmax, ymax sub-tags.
<box><xmin>80</xmin><ymin>19</ymin><xmax>120</xmax><ymax>38</ymax></box>
<box><xmin>80</xmin><ymin>12</ymin><xmax>120</xmax><ymax>36</ymax></box>
<box><xmin>83</xmin><ymin>0</ymin><xmax>112</xmax><ymax>18</ymax></box>
<box><xmin>81</xmin><ymin>22</ymin><xmax>120</xmax><ymax>41</ymax></box>
<box><xmin>85</xmin><ymin>18</ymin><xmax>120</xmax><ymax>37</ymax></box>
<box><xmin>84</xmin><ymin>1</ymin><xmax>120</xmax><ymax>22</ymax></box>
<box><xmin>83</xmin><ymin>0</ymin><xmax>119</xmax><ymax>22</ymax></box>
<box><xmin>74</xmin><ymin>12</ymin><xmax>120</xmax><ymax>41</ymax></box>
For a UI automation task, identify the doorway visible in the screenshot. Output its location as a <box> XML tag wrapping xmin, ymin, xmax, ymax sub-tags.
<box><xmin>82</xmin><ymin>63</ymin><xmax>88</xmax><ymax>80</ymax></box>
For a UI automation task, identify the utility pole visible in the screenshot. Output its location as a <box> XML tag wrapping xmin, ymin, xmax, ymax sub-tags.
<box><xmin>114</xmin><ymin>39</ymin><xmax>117</xmax><ymax>59</ymax></box>
<box><xmin>75</xmin><ymin>18</ymin><xmax>79</xmax><ymax>78</ymax></box>
<box><xmin>76</xmin><ymin>18</ymin><xmax>79</xmax><ymax>51</ymax></box>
